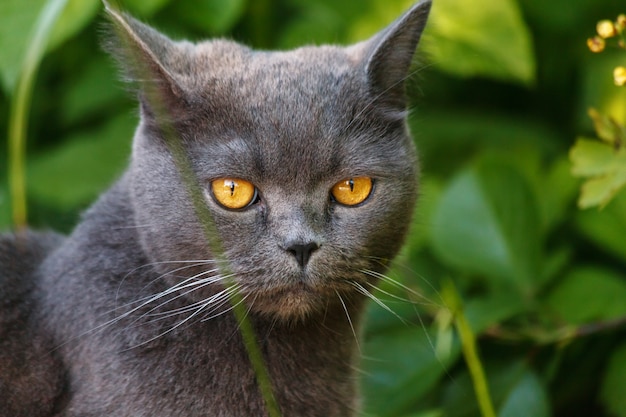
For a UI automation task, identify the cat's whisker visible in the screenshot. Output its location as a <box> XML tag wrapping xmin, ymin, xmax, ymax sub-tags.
<box><xmin>62</xmin><ymin>269</ymin><xmax>228</xmax><ymax>348</ymax></box>
<box><xmin>348</xmin><ymin>281</ymin><xmax>410</xmax><ymax>325</ymax></box>
<box><xmin>200</xmin><ymin>289</ymin><xmax>249</xmax><ymax>323</ymax></box>
<box><xmin>123</xmin><ymin>282</ymin><xmax>247</xmax><ymax>350</ymax></box>
<box><xmin>111</xmin><ymin>269</ymin><xmax>222</xmax><ymax>317</ymax></box>
<box><xmin>361</xmin><ymin>279</ymin><xmax>439</xmax><ymax>309</ymax></box>
<box><xmin>361</xmin><ymin>280</ymin><xmax>422</xmax><ymax>304</ymax></box>
<box><xmin>364</xmin><ymin>256</ymin><xmax>446</xmax><ymax>304</ymax></box>
<box><xmin>116</xmin><ymin>259</ymin><xmax>218</xmax><ymax>304</ymax></box>
<box><xmin>125</xmin><ymin>272</ymin><xmax>233</xmax><ymax>327</ymax></box>
<box><xmin>335</xmin><ymin>290</ymin><xmax>361</xmax><ymax>354</ymax></box>
<box><xmin>121</xmin><ymin>298</ymin><xmax>214</xmax><ymax>352</ymax></box>
<box><xmin>360</xmin><ymin>268</ymin><xmax>441</xmax><ymax>307</ymax></box>
<box><xmin>131</xmin><ymin>286</ymin><xmax>236</xmax><ymax>327</ymax></box>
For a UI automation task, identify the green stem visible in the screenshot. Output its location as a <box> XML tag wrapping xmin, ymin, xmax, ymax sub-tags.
<box><xmin>165</xmin><ymin>130</ymin><xmax>282</xmax><ymax>417</ymax></box>
<box><xmin>106</xmin><ymin>3</ymin><xmax>282</xmax><ymax>413</ymax></box>
<box><xmin>442</xmin><ymin>279</ymin><xmax>497</xmax><ymax>417</ymax></box>
<box><xmin>8</xmin><ymin>0</ymin><xmax>69</xmax><ymax>230</ymax></box>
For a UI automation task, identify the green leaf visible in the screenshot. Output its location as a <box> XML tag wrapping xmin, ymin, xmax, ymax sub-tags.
<box><xmin>570</xmin><ymin>139</ymin><xmax>626</xmax><ymax>209</ymax></box>
<box><xmin>569</xmin><ymin>136</ymin><xmax>626</xmax><ymax>208</ymax></box>
<box><xmin>430</xmin><ymin>156</ymin><xmax>542</xmax><ymax>294</ymax></box>
<box><xmin>546</xmin><ymin>266</ymin><xmax>626</xmax><ymax>324</ymax></box>
<box><xmin>348</xmin><ymin>0</ymin><xmax>416</xmax><ymax>43</ymax></box>
<box><xmin>570</xmin><ymin>138</ymin><xmax>625</xmax><ymax>177</ymax></box>
<box><xmin>422</xmin><ymin>0</ymin><xmax>535</xmax><ymax>85</ymax></box>
<box><xmin>578</xmin><ymin>173</ymin><xmax>626</xmax><ymax>209</ymax></box>
<box><xmin>498</xmin><ymin>370</ymin><xmax>550</xmax><ymax>417</ymax></box>
<box><xmin>405</xmin><ymin>178</ymin><xmax>443</xmax><ymax>252</ymax></box>
<box><xmin>570</xmin><ymin>107</ymin><xmax>626</xmax><ymax>209</ymax></box>
<box><xmin>410</xmin><ymin>110</ymin><xmax>561</xmax><ymax>180</ymax></box>
<box><xmin>171</xmin><ymin>0</ymin><xmax>247</xmax><ymax>34</ymax></box>
<box><xmin>361</xmin><ymin>326</ymin><xmax>460</xmax><ymax>417</ymax></box>
<box><xmin>587</xmin><ymin>108</ymin><xmax>626</xmax><ymax>146</ymax></box>
<box><xmin>576</xmin><ymin>190</ymin><xmax>626</xmax><ymax>262</ymax></box>
<box><xmin>47</xmin><ymin>0</ymin><xmax>100</xmax><ymax>52</ymax></box>
<box><xmin>125</xmin><ymin>0</ymin><xmax>171</xmax><ymax>16</ymax></box>
<box><xmin>442</xmin><ymin>360</ymin><xmax>524</xmax><ymax>417</ymax></box>
<box><xmin>532</xmin><ymin>157</ymin><xmax>578</xmax><ymax>234</ymax></box>
<box><xmin>27</xmin><ymin>113</ymin><xmax>136</xmax><ymax>209</ymax></box>
<box><xmin>278</xmin><ymin>3</ymin><xmax>344</xmax><ymax>49</ymax></box>
<box><xmin>0</xmin><ymin>0</ymin><xmax>89</xmax><ymax>92</ymax></box>
<box><xmin>8</xmin><ymin>0</ymin><xmax>72</xmax><ymax>229</ymax></box>
<box><xmin>601</xmin><ymin>344</ymin><xmax>626</xmax><ymax>417</ymax></box>
<box><xmin>463</xmin><ymin>291</ymin><xmax>526</xmax><ymax>334</ymax></box>
<box><xmin>0</xmin><ymin>0</ymin><xmax>46</xmax><ymax>93</ymax></box>
<box><xmin>60</xmin><ymin>56</ymin><xmax>127</xmax><ymax>125</ymax></box>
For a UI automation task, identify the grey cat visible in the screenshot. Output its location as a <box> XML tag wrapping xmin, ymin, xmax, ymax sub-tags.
<box><xmin>0</xmin><ymin>1</ymin><xmax>431</xmax><ymax>416</ymax></box>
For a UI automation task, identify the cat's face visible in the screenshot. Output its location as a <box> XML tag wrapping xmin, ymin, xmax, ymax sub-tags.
<box><xmin>108</xmin><ymin>2</ymin><xmax>430</xmax><ymax>320</ymax></box>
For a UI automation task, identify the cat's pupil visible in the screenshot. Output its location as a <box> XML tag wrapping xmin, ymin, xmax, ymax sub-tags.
<box><xmin>349</xmin><ymin>179</ymin><xmax>354</xmax><ymax>192</ymax></box>
<box><xmin>229</xmin><ymin>181</ymin><xmax>235</xmax><ymax>196</ymax></box>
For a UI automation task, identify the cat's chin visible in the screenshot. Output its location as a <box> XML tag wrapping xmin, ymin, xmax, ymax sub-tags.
<box><xmin>246</xmin><ymin>283</ymin><xmax>333</xmax><ymax>321</ymax></box>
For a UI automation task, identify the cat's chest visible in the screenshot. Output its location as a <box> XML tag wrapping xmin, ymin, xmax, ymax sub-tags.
<box><xmin>63</xmin><ymin>317</ymin><xmax>356</xmax><ymax>417</ymax></box>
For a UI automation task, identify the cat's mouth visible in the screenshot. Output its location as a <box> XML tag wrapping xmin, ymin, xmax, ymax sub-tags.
<box><xmin>243</xmin><ymin>280</ymin><xmax>331</xmax><ymax>320</ymax></box>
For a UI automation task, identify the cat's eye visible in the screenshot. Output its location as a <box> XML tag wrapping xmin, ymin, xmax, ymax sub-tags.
<box><xmin>211</xmin><ymin>178</ymin><xmax>258</xmax><ymax>210</ymax></box>
<box><xmin>330</xmin><ymin>177</ymin><xmax>373</xmax><ymax>206</ymax></box>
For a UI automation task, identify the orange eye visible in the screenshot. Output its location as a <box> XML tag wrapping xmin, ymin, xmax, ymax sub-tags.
<box><xmin>211</xmin><ymin>178</ymin><xmax>257</xmax><ymax>209</ymax></box>
<box><xmin>330</xmin><ymin>177</ymin><xmax>373</xmax><ymax>206</ymax></box>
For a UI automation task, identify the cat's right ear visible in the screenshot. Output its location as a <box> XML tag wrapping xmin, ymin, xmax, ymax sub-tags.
<box><xmin>358</xmin><ymin>0</ymin><xmax>432</xmax><ymax>116</ymax></box>
<box><xmin>103</xmin><ymin>0</ymin><xmax>186</xmax><ymax>120</ymax></box>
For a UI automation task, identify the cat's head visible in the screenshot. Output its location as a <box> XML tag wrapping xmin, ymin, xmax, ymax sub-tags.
<box><xmin>105</xmin><ymin>1</ymin><xmax>431</xmax><ymax>321</ymax></box>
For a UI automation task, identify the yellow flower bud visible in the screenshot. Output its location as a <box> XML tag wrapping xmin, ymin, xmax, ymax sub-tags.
<box><xmin>587</xmin><ymin>36</ymin><xmax>606</xmax><ymax>53</ymax></box>
<box><xmin>617</xmin><ymin>14</ymin><xmax>626</xmax><ymax>30</ymax></box>
<box><xmin>614</xmin><ymin>66</ymin><xmax>626</xmax><ymax>86</ymax></box>
<box><xmin>597</xmin><ymin>20</ymin><xmax>618</xmax><ymax>38</ymax></box>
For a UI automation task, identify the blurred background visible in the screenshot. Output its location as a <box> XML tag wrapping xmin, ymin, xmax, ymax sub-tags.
<box><xmin>1</xmin><ymin>0</ymin><xmax>626</xmax><ymax>416</ymax></box>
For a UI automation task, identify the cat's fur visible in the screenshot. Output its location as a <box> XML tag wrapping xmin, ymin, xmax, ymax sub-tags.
<box><xmin>0</xmin><ymin>1</ymin><xmax>431</xmax><ymax>416</ymax></box>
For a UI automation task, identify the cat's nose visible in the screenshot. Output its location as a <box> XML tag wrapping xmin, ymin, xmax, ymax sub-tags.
<box><xmin>286</xmin><ymin>241</ymin><xmax>320</xmax><ymax>268</ymax></box>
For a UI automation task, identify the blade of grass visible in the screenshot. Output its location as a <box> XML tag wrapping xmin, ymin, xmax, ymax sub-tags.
<box><xmin>8</xmin><ymin>0</ymin><xmax>69</xmax><ymax>230</ymax></box>
<box><xmin>163</xmin><ymin>121</ymin><xmax>282</xmax><ymax>417</ymax></box>
<box><xmin>442</xmin><ymin>279</ymin><xmax>497</xmax><ymax>417</ymax></box>
<box><xmin>104</xmin><ymin>2</ymin><xmax>281</xmax><ymax>414</ymax></box>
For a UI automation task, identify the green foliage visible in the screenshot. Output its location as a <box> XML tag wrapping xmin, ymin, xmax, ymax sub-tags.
<box><xmin>27</xmin><ymin>113</ymin><xmax>134</xmax><ymax>209</ymax></box>
<box><xmin>2</xmin><ymin>0</ymin><xmax>626</xmax><ymax>416</ymax></box>
<box><xmin>546</xmin><ymin>266</ymin><xmax>626</xmax><ymax>324</ymax></box>
<box><xmin>422</xmin><ymin>0</ymin><xmax>535</xmax><ymax>85</ymax></box>
<box><xmin>431</xmin><ymin>155</ymin><xmax>542</xmax><ymax>295</ymax></box>
<box><xmin>570</xmin><ymin>109</ymin><xmax>626</xmax><ymax>208</ymax></box>
<box><xmin>601</xmin><ymin>344</ymin><xmax>626</xmax><ymax>417</ymax></box>
<box><xmin>576</xmin><ymin>190</ymin><xmax>626</xmax><ymax>262</ymax></box>
<box><xmin>0</xmin><ymin>0</ymin><xmax>46</xmax><ymax>93</ymax></box>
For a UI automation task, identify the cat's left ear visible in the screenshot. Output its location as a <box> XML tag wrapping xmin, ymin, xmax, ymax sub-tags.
<box><xmin>361</xmin><ymin>0</ymin><xmax>432</xmax><ymax>113</ymax></box>
<box><xmin>103</xmin><ymin>0</ymin><xmax>187</xmax><ymax>121</ymax></box>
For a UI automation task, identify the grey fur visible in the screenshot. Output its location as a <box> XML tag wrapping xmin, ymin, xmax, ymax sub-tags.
<box><xmin>0</xmin><ymin>1</ymin><xmax>431</xmax><ymax>415</ymax></box>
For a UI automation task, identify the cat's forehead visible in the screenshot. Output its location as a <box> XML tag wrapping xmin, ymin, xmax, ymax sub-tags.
<box><xmin>188</xmin><ymin>40</ymin><xmax>366</xmax><ymax>109</ymax></box>
<box><xmin>177</xmin><ymin>40</ymin><xmax>412</xmax><ymax>188</ymax></box>
<box><xmin>193</xmin><ymin>40</ymin><xmax>360</xmax><ymax>80</ymax></box>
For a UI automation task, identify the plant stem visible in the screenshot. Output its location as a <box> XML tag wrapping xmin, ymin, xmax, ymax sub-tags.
<box><xmin>106</xmin><ymin>2</ymin><xmax>281</xmax><ymax>407</ymax></box>
<box><xmin>8</xmin><ymin>0</ymin><xmax>69</xmax><ymax>230</ymax></box>
<box><xmin>164</xmin><ymin>129</ymin><xmax>282</xmax><ymax>417</ymax></box>
<box><xmin>442</xmin><ymin>279</ymin><xmax>497</xmax><ymax>417</ymax></box>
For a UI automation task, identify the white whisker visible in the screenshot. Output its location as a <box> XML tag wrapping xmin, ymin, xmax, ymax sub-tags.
<box><xmin>348</xmin><ymin>281</ymin><xmax>409</xmax><ymax>325</ymax></box>
<box><xmin>360</xmin><ymin>268</ymin><xmax>441</xmax><ymax>307</ymax></box>
<box><xmin>335</xmin><ymin>290</ymin><xmax>361</xmax><ymax>354</ymax></box>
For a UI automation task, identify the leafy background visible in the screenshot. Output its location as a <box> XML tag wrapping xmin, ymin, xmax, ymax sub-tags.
<box><xmin>1</xmin><ymin>0</ymin><xmax>626</xmax><ymax>416</ymax></box>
